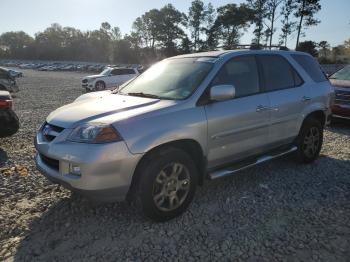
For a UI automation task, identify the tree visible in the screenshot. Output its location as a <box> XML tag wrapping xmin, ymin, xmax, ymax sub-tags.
<box><xmin>0</xmin><ymin>31</ymin><xmax>34</xmax><ymax>59</ymax></box>
<box><xmin>294</xmin><ymin>0</ymin><xmax>321</xmax><ymax>48</ymax></box>
<box><xmin>188</xmin><ymin>0</ymin><xmax>214</xmax><ymax>51</ymax></box>
<box><xmin>296</xmin><ymin>40</ymin><xmax>318</xmax><ymax>56</ymax></box>
<box><xmin>318</xmin><ymin>40</ymin><xmax>330</xmax><ymax>57</ymax></box>
<box><xmin>247</xmin><ymin>0</ymin><xmax>268</xmax><ymax>46</ymax></box>
<box><xmin>279</xmin><ymin>0</ymin><xmax>297</xmax><ymax>47</ymax></box>
<box><xmin>265</xmin><ymin>0</ymin><xmax>283</xmax><ymax>48</ymax></box>
<box><xmin>132</xmin><ymin>9</ymin><xmax>162</xmax><ymax>50</ymax></box>
<box><xmin>157</xmin><ymin>4</ymin><xmax>187</xmax><ymax>56</ymax></box>
<box><xmin>215</xmin><ymin>4</ymin><xmax>254</xmax><ymax>49</ymax></box>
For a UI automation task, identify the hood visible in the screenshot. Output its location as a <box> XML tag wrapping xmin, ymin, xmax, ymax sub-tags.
<box><xmin>330</xmin><ymin>79</ymin><xmax>350</xmax><ymax>88</ymax></box>
<box><xmin>46</xmin><ymin>93</ymin><xmax>175</xmax><ymax>128</ymax></box>
<box><xmin>84</xmin><ymin>74</ymin><xmax>104</xmax><ymax>79</ymax></box>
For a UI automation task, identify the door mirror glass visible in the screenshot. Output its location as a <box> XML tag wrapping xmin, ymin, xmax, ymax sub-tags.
<box><xmin>210</xmin><ymin>85</ymin><xmax>235</xmax><ymax>101</ymax></box>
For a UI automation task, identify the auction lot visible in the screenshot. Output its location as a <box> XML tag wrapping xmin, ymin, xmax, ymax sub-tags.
<box><xmin>0</xmin><ymin>69</ymin><xmax>349</xmax><ymax>261</ymax></box>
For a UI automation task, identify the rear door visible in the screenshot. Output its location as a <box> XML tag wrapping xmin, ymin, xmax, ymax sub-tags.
<box><xmin>121</xmin><ymin>69</ymin><xmax>137</xmax><ymax>83</ymax></box>
<box><xmin>205</xmin><ymin>55</ymin><xmax>271</xmax><ymax>168</ymax></box>
<box><xmin>257</xmin><ymin>55</ymin><xmax>309</xmax><ymax>145</ymax></box>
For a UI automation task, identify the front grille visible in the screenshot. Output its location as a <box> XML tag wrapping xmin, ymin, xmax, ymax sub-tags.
<box><xmin>40</xmin><ymin>153</ymin><xmax>59</xmax><ymax>170</ymax></box>
<box><xmin>82</xmin><ymin>79</ymin><xmax>88</xmax><ymax>83</ymax></box>
<box><xmin>42</xmin><ymin>122</ymin><xmax>65</xmax><ymax>142</ymax></box>
<box><xmin>335</xmin><ymin>90</ymin><xmax>350</xmax><ymax>105</ymax></box>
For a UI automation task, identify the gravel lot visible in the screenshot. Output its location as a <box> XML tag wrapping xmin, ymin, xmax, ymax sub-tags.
<box><xmin>0</xmin><ymin>69</ymin><xmax>349</xmax><ymax>261</ymax></box>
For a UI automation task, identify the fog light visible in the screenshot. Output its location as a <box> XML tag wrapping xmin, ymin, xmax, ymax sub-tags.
<box><xmin>69</xmin><ymin>164</ymin><xmax>81</xmax><ymax>176</ymax></box>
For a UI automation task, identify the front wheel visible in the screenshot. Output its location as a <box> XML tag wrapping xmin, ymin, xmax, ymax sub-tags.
<box><xmin>295</xmin><ymin>118</ymin><xmax>323</xmax><ymax>163</ymax></box>
<box><xmin>135</xmin><ymin>148</ymin><xmax>198</xmax><ymax>222</ymax></box>
<box><xmin>95</xmin><ymin>81</ymin><xmax>105</xmax><ymax>91</ymax></box>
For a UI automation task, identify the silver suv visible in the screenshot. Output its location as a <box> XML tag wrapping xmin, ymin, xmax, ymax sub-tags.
<box><xmin>35</xmin><ymin>50</ymin><xmax>333</xmax><ymax>221</ymax></box>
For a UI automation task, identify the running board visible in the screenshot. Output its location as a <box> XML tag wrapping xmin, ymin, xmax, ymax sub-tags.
<box><xmin>209</xmin><ymin>146</ymin><xmax>297</xmax><ymax>180</ymax></box>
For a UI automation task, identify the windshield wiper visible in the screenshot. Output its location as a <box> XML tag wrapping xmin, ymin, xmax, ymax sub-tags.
<box><xmin>126</xmin><ymin>92</ymin><xmax>161</xmax><ymax>99</ymax></box>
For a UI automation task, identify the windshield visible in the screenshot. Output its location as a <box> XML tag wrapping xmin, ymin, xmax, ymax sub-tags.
<box><xmin>118</xmin><ymin>58</ymin><xmax>213</xmax><ymax>100</ymax></box>
<box><xmin>330</xmin><ymin>66</ymin><xmax>350</xmax><ymax>81</ymax></box>
<box><xmin>100</xmin><ymin>68</ymin><xmax>112</xmax><ymax>76</ymax></box>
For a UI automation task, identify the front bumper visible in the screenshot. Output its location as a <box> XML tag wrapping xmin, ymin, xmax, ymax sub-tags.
<box><xmin>82</xmin><ymin>83</ymin><xmax>94</xmax><ymax>91</ymax></box>
<box><xmin>34</xmin><ymin>130</ymin><xmax>143</xmax><ymax>202</ymax></box>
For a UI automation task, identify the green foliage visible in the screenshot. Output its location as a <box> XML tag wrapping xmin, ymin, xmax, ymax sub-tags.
<box><xmin>214</xmin><ymin>4</ymin><xmax>255</xmax><ymax>49</ymax></box>
<box><xmin>296</xmin><ymin>40</ymin><xmax>318</xmax><ymax>57</ymax></box>
<box><xmin>294</xmin><ymin>0</ymin><xmax>321</xmax><ymax>48</ymax></box>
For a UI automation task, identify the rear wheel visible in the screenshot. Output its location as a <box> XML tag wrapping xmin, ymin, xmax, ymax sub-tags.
<box><xmin>0</xmin><ymin>85</ymin><xmax>7</xmax><ymax>91</ymax></box>
<box><xmin>295</xmin><ymin>118</ymin><xmax>323</xmax><ymax>163</ymax></box>
<box><xmin>95</xmin><ymin>81</ymin><xmax>105</xmax><ymax>91</ymax></box>
<box><xmin>134</xmin><ymin>147</ymin><xmax>198</xmax><ymax>222</ymax></box>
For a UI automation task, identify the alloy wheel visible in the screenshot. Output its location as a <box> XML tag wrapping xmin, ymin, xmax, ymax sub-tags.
<box><xmin>302</xmin><ymin>126</ymin><xmax>320</xmax><ymax>158</ymax></box>
<box><xmin>152</xmin><ymin>162</ymin><xmax>190</xmax><ymax>212</ymax></box>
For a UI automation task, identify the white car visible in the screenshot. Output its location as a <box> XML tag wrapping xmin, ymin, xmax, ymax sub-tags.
<box><xmin>82</xmin><ymin>67</ymin><xmax>140</xmax><ymax>91</ymax></box>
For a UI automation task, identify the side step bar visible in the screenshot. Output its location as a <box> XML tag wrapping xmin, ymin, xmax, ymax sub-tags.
<box><xmin>209</xmin><ymin>146</ymin><xmax>297</xmax><ymax>180</ymax></box>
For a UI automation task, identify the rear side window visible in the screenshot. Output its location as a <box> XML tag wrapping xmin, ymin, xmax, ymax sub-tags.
<box><xmin>111</xmin><ymin>69</ymin><xmax>122</xmax><ymax>75</ymax></box>
<box><xmin>259</xmin><ymin>55</ymin><xmax>297</xmax><ymax>91</ymax></box>
<box><xmin>212</xmin><ymin>56</ymin><xmax>259</xmax><ymax>98</ymax></box>
<box><xmin>123</xmin><ymin>69</ymin><xmax>136</xmax><ymax>75</ymax></box>
<box><xmin>291</xmin><ymin>54</ymin><xmax>327</xmax><ymax>82</ymax></box>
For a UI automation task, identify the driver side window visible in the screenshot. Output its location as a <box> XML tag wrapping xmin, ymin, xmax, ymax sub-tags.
<box><xmin>212</xmin><ymin>56</ymin><xmax>259</xmax><ymax>98</ymax></box>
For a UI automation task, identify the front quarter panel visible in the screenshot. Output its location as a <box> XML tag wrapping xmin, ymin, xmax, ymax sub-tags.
<box><xmin>115</xmin><ymin>105</ymin><xmax>208</xmax><ymax>156</ymax></box>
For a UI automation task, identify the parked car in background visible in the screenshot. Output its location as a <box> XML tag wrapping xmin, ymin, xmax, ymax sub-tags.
<box><xmin>82</xmin><ymin>67</ymin><xmax>140</xmax><ymax>91</ymax></box>
<box><xmin>0</xmin><ymin>67</ymin><xmax>19</xmax><ymax>93</ymax></box>
<box><xmin>0</xmin><ymin>91</ymin><xmax>19</xmax><ymax>138</ymax></box>
<box><xmin>35</xmin><ymin>50</ymin><xmax>333</xmax><ymax>221</ymax></box>
<box><xmin>8</xmin><ymin>69</ymin><xmax>23</xmax><ymax>78</ymax></box>
<box><xmin>329</xmin><ymin>65</ymin><xmax>350</xmax><ymax>120</ymax></box>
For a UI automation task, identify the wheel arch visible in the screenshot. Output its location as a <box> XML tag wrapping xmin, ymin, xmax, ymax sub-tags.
<box><xmin>126</xmin><ymin>139</ymin><xmax>206</xmax><ymax>201</ymax></box>
<box><xmin>302</xmin><ymin>110</ymin><xmax>326</xmax><ymax>128</ymax></box>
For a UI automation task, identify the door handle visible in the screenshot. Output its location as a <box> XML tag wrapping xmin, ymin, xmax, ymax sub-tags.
<box><xmin>302</xmin><ymin>96</ymin><xmax>311</xmax><ymax>102</ymax></box>
<box><xmin>256</xmin><ymin>105</ymin><xmax>269</xmax><ymax>112</ymax></box>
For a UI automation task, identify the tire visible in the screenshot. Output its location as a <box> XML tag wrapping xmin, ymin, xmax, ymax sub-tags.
<box><xmin>134</xmin><ymin>147</ymin><xmax>198</xmax><ymax>222</ymax></box>
<box><xmin>295</xmin><ymin>117</ymin><xmax>323</xmax><ymax>163</ymax></box>
<box><xmin>0</xmin><ymin>85</ymin><xmax>7</xmax><ymax>91</ymax></box>
<box><xmin>0</xmin><ymin>109</ymin><xmax>19</xmax><ymax>138</ymax></box>
<box><xmin>95</xmin><ymin>81</ymin><xmax>105</xmax><ymax>91</ymax></box>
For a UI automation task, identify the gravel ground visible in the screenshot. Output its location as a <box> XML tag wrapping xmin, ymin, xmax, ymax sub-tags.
<box><xmin>0</xmin><ymin>69</ymin><xmax>349</xmax><ymax>262</ymax></box>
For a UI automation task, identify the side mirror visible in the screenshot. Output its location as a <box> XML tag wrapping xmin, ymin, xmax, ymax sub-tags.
<box><xmin>210</xmin><ymin>85</ymin><xmax>235</xmax><ymax>102</ymax></box>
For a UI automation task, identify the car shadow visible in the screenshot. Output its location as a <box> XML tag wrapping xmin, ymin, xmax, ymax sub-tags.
<box><xmin>12</xmin><ymin>155</ymin><xmax>350</xmax><ymax>261</ymax></box>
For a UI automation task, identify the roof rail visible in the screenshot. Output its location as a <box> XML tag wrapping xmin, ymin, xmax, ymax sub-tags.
<box><xmin>232</xmin><ymin>44</ymin><xmax>290</xmax><ymax>51</ymax></box>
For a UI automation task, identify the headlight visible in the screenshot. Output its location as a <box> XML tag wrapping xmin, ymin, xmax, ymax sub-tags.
<box><xmin>67</xmin><ymin>123</ymin><xmax>122</xmax><ymax>143</ymax></box>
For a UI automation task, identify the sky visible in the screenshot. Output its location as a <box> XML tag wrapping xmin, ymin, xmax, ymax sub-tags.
<box><xmin>0</xmin><ymin>0</ymin><xmax>349</xmax><ymax>48</ymax></box>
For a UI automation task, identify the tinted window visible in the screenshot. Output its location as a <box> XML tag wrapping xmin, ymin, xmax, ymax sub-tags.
<box><xmin>330</xmin><ymin>65</ymin><xmax>350</xmax><ymax>81</ymax></box>
<box><xmin>259</xmin><ymin>55</ymin><xmax>295</xmax><ymax>91</ymax></box>
<box><xmin>111</xmin><ymin>69</ymin><xmax>121</xmax><ymax>75</ymax></box>
<box><xmin>294</xmin><ymin>71</ymin><xmax>304</xmax><ymax>86</ymax></box>
<box><xmin>292</xmin><ymin>54</ymin><xmax>327</xmax><ymax>82</ymax></box>
<box><xmin>212</xmin><ymin>56</ymin><xmax>259</xmax><ymax>98</ymax></box>
<box><xmin>122</xmin><ymin>69</ymin><xmax>136</xmax><ymax>75</ymax></box>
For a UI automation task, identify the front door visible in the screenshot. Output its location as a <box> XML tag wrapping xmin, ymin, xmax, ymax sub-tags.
<box><xmin>205</xmin><ymin>55</ymin><xmax>271</xmax><ymax>168</ymax></box>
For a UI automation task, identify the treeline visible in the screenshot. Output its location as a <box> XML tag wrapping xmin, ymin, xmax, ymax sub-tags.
<box><xmin>0</xmin><ymin>0</ymin><xmax>346</xmax><ymax>64</ymax></box>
